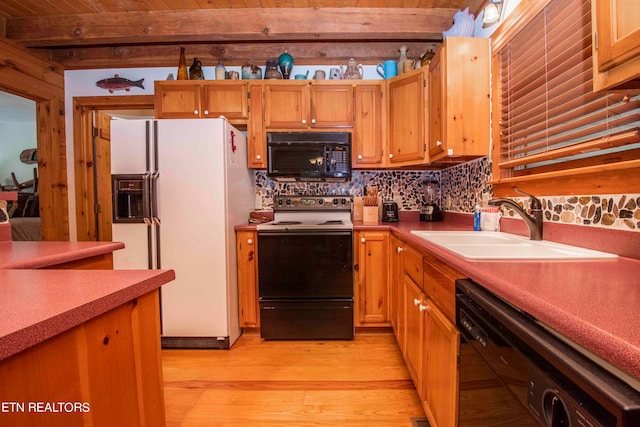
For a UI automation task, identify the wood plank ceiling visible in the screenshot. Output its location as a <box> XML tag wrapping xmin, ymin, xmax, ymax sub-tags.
<box><xmin>0</xmin><ymin>0</ymin><xmax>483</xmax><ymax>69</ymax></box>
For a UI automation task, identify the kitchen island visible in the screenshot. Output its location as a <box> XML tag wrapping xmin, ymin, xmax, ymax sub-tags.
<box><xmin>0</xmin><ymin>238</ymin><xmax>176</xmax><ymax>427</ymax></box>
<box><xmin>0</xmin><ymin>269</ymin><xmax>175</xmax><ymax>427</ymax></box>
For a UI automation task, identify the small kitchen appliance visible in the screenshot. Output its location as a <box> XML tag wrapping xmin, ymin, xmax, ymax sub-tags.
<box><xmin>420</xmin><ymin>180</ymin><xmax>443</xmax><ymax>222</ymax></box>
<box><xmin>382</xmin><ymin>200</ymin><xmax>399</xmax><ymax>222</ymax></box>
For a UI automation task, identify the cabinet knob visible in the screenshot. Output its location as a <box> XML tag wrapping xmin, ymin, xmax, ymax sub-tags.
<box><xmin>193</xmin><ymin>110</ymin><xmax>199</xmax><ymax>115</ymax></box>
<box><xmin>302</xmin><ymin>119</ymin><xmax>307</xmax><ymax>125</ymax></box>
<box><xmin>397</xmin><ymin>247</ymin><xmax>404</xmax><ymax>254</ymax></box>
<box><xmin>204</xmin><ymin>110</ymin><xmax>209</xmax><ymax>115</ymax></box>
<box><xmin>436</xmin><ymin>140</ymin><xmax>442</xmax><ymax>147</ymax></box>
<box><xmin>357</xmin><ymin>154</ymin><xmax>363</xmax><ymax>160</ymax></box>
<box><xmin>311</xmin><ymin>118</ymin><xmax>317</xmax><ymax>124</ymax></box>
<box><xmin>414</xmin><ymin>298</ymin><xmax>421</xmax><ymax>306</ymax></box>
<box><xmin>419</xmin><ymin>304</ymin><xmax>428</xmax><ymax>312</ymax></box>
<box><xmin>247</xmin><ymin>239</ymin><xmax>253</xmax><ymax>245</ymax></box>
<box><xmin>256</xmin><ymin>154</ymin><xmax>262</xmax><ymax>160</ymax></box>
<box><xmin>360</xmin><ymin>237</ymin><xmax>366</xmax><ymax>243</ymax></box>
<box><xmin>389</xmin><ymin>153</ymin><xmax>394</xmax><ymax>159</ymax></box>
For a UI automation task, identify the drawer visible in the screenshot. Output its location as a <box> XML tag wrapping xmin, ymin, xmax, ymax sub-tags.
<box><xmin>403</xmin><ymin>244</ymin><xmax>424</xmax><ymax>288</ymax></box>
<box><xmin>423</xmin><ymin>252</ymin><xmax>462</xmax><ymax>323</ymax></box>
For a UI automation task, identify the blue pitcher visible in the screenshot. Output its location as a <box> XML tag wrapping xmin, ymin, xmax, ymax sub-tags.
<box><xmin>376</xmin><ymin>60</ymin><xmax>397</xmax><ymax>79</ymax></box>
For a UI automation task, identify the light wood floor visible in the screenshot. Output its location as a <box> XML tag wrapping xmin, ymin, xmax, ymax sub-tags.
<box><xmin>162</xmin><ymin>331</ymin><xmax>425</xmax><ymax>426</ymax></box>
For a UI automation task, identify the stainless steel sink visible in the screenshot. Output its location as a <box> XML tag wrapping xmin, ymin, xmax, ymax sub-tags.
<box><xmin>410</xmin><ymin>231</ymin><xmax>618</xmax><ymax>260</ymax></box>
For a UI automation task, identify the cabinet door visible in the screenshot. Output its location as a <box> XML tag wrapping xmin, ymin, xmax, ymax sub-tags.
<box><xmin>264</xmin><ymin>83</ymin><xmax>310</xmax><ymax>129</ymax></box>
<box><xmin>389</xmin><ymin>235</ymin><xmax>404</xmax><ymax>337</ymax></box>
<box><xmin>428</xmin><ymin>51</ymin><xmax>444</xmax><ymax>158</ymax></box>
<box><xmin>154</xmin><ymin>81</ymin><xmax>201</xmax><ymax>119</ymax></box>
<box><xmin>353</xmin><ymin>83</ymin><xmax>385</xmax><ymax>168</ymax></box>
<box><xmin>429</xmin><ymin>37</ymin><xmax>490</xmax><ymax>161</ymax></box>
<box><xmin>388</xmin><ymin>70</ymin><xmax>428</xmax><ymax>166</ymax></box>
<box><xmin>310</xmin><ymin>84</ymin><xmax>354</xmax><ymax>128</ymax></box>
<box><xmin>201</xmin><ymin>82</ymin><xmax>249</xmax><ymax>120</ymax></box>
<box><xmin>355</xmin><ymin>231</ymin><xmax>390</xmax><ymax>326</ymax></box>
<box><xmin>592</xmin><ymin>0</ymin><xmax>640</xmax><ymax>91</ymax></box>
<box><xmin>247</xmin><ymin>83</ymin><xmax>266</xmax><ymax>169</ymax></box>
<box><xmin>404</xmin><ymin>274</ymin><xmax>425</xmax><ymax>392</ymax></box>
<box><xmin>423</xmin><ymin>300</ymin><xmax>459</xmax><ymax>427</ymax></box>
<box><xmin>236</xmin><ymin>231</ymin><xmax>259</xmax><ymax>328</ymax></box>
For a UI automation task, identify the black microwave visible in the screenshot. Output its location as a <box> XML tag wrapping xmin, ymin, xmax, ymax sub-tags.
<box><xmin>267</xmin><ymin>132</ymin><xmax>351</xmax><ymax>181</ymax></box>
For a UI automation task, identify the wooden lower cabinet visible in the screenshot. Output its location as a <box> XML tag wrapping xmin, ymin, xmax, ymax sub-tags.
<box><xmin>0</xmin><ymin>290</ymin><xmax>165</xmax><ymax>427</ymax></box>
<box><xmin>389</xmin><ymin>235</ymin><xmax>404</xmax><ymax>338</ymax></box>
<box><xmin>389</xmin><ymin>234</ymin><xmax>461</xmax><ymax>427</ymax></box>
<box><xmin>236</xmin><ymin>230</ymin><xmax>259</xmax><ymax>328</ymax></box>
<box><xmin>354</xmin><ymin>230</ymin><xmax>390</xmax><ymax>326</ymax></box>
<box><xmin>423</xmin><ymin>298</ymin><xmax>460</xmax><ymax>427</ymax></box>
<box><xmin>403</xmin><ymin>274</ymin><xmax>425</xmax><ymax>390</ymax></box>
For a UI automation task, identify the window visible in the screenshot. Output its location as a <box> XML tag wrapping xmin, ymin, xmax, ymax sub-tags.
<box><xmin>490</xmin><ymin>0</ymin><xmax>640</xmax><ymax>196</ymax></box>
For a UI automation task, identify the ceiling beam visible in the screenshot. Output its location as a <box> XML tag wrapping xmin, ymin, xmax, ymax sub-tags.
<box><xmin>52</xmin><ymin>41</ymin><xmax>443</xmax><ymax>70</ymax></box>
<box><xmin>5</xmin><ymin>8</ymin><xmax>456</xmax><ymax>47</ymax></box>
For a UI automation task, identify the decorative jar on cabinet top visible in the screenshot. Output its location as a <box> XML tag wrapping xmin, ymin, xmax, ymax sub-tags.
<box><xmin>341</xmin><ymin>58</ymin><xmax>363</xmax><ymax>79</ymax></box>
<box><xmin>278</xmin><ymin>50</ymin><xmax>294</xmax><ymax>79</ymax></box>
<box><xmin>264</xmin><ymin>59</ymin><xmax>283</xmax><ymax>79</ymax></box>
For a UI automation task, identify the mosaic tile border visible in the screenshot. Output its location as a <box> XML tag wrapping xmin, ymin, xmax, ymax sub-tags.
<box><xmin>253</xmin><ymin>156</ymin><xmax>639</xmax><ymax>232</ymax></box>
<box><xmin>441</xmin><ymin>157</ymin><xmax>640</xmax><ymax>232</ymax></box>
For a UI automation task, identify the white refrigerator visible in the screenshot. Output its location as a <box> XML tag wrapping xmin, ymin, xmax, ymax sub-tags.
<box><xmin>110</xmin><ymin>118</ymin><xmax>253</xmax><ymax>349</ymax></box>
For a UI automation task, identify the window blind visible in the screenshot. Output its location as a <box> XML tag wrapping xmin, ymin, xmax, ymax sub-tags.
<box><xmin>496</xmin><ymin>0</ymin><xmax>640</xmax><ymax>179</ymax></box>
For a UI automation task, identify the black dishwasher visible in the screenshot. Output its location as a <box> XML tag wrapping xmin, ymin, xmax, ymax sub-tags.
<box><xmin>456</xmin><ymin>278</ymin><xmax>640</xmax><ymax>427</ymax></box>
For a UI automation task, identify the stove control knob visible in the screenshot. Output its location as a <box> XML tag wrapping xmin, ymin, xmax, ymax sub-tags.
<box><xmin>277</xmin><ymin>199</ymin><xmax>283</xmax><ymax>206</ymax></box>
<box><xmin>333</xmin><ymin>198</ymin><xmax>339</xmax><ymax>205</ymax></box>
<box><xmin>341</xmin><ymin>198</ymin><xmax>347</xmax><ymax>205</ymax></box>
<box><xmin>318</xmin><ymin>199</ymin><xmax>324</xmax><ymax>205</ymax></box>
<box><xmin>286</xmin><ymin>199</ymin><xmax>292</xmax><ymax>206</ymax></box>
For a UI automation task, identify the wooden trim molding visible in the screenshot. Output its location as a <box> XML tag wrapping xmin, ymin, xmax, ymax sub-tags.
<box><xmin>0</xmin><ymin>38</ymin><xmax>68</xmax><ymax>241</ymax></box>
<box><xmin>72</xmin><ymin>95</ymin><xmax>154</xmax><ymax>241</ymax></box>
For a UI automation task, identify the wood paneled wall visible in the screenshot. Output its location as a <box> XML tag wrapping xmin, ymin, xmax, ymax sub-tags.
<box><xmin>0</xmin><ymin>37</ymin><xmax>68</xmax><ymax>240</ymax></box>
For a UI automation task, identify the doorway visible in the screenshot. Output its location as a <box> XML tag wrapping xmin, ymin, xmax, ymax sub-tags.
<box><xmin>73</xmin><ymin>95</ymin><xmax>154</xmax><ymax>241</ymax></box>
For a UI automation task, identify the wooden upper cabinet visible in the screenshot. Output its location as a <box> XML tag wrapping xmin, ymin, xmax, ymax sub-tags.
<box><xmin>387</xmin><ymin>68</ymin><xmax>429</xmax><ymax>167</ymax></box>
<box><xmin>428</xmin><ymin>37</ymin><xmax>490</xmax><ymax>162</ymax></box>
<box><xmin>154</xmin><ymin>81</ymin><xmax>201</xmax><ymax>118</ymax></box>
<box><xmin>264</xmin><ymin>82</ymin><xmax>310</xmax><ymax>128</ymax></box>
<box><xmin>247</xmin><ymin>83</ymin><xmax>266</xmax><ymax>169</ymax></box>
<box><xmin>592</xmin><ymin>0</ymin><xmax>640</xmax><ymax>92</ymax></box>
<box><xmin>353</xmin><ymin>83</ymin><xmax>385</xmax><ymax>168</ymax></box>
<box><xmin>154</xmin><ymin>81</ymin><xmax>249</xmax><ymax>120</ymax></box>
<box><xmin>201</xmin><ymin>82</ymin><xmax>249</xmax><ymax>120</ymax></box>
<box><xmin>263</xmin><ymin>81</ymin><xmax>354</xmax><ymax>129</ymax></box>
<box><xmin>311</xmin><ymin>83</ymin><xmax>354</xmax><ymax>128</ymax></box>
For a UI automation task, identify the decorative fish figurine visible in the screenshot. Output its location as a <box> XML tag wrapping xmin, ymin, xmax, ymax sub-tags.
<box><xmin>96</xmin><ymin>74</ymin><xmax>145</xmax><ymax>93</ymax></box>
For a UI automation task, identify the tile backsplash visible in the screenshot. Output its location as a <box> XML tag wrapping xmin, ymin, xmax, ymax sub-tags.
<box><xmin>254</xmin><ymin>156</ymin><xmax>640</xmax><ymax>232</ymax></box>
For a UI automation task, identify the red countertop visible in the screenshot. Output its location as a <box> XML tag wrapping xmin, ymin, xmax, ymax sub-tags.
<box><xmin>0</xmin><ymin>268</ymin><xmax>175</xmax><ymax>361</ymax></box>
<box><xmin>237</xmin><ymin>212</ymin><xmax>640</xmax><ymax>385</ymax></box>
<box><xmin>0</xmin><ymin>240</ymin><xmax>125</xmax><ymax>269</ymax></box>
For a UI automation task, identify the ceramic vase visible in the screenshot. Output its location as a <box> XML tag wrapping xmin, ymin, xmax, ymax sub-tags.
<box><xmin>264</xmin><ymin>59</ymin><xmax>282</xmax><ymax>79</ymax></box>
<box><xmin>278</xmin><ymin>50</ymin><xmax>294</xmax><ymax>79</ymax></box>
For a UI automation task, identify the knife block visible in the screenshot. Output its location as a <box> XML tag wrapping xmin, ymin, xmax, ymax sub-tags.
<box><xmin>362</xmin><ymin>206</ymin><xmax>379</xmax><ymax>224</ymax></box>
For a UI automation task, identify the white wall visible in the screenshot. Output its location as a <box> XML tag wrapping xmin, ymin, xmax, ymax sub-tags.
<box><xmin>0</xmin><ymin>91</ymin><xmax>37</xmax><ymax>189</ymax></box>
<box><xmin>0</xmin><ymin>122</ymin><xmax>37</xmax><ymax>188</ymax></box>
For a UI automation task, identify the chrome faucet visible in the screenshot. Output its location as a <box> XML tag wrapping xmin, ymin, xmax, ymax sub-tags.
<box><xmin>488</xmin><ymin>188</ymin><xmax>543</xmax><ymax>240</ymax></box>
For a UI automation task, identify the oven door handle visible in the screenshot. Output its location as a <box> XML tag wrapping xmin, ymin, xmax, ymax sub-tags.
<box><xmin>258</xmin><ymin>231</ymin><xmax>353</xmax><ymax>237</ymax></box>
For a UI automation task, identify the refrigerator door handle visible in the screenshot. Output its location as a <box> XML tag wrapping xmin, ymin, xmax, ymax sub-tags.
<box><xmin>153</xmin><ymin>217</ymin><xmax>161</xmax><ymax>269</ymax></box>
